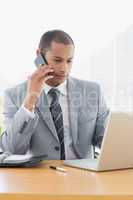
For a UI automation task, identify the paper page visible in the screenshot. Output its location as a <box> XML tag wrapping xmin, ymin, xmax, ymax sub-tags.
<box><xmin>3</xmin><ymin>154</ymin><xmax>33</xmax><ymax>164</ymax></box>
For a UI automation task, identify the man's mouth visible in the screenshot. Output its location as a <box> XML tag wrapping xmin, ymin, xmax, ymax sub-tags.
<box><xmin>54</xmin><ymin>73</ymin><xmax>67</xmax><ymax>78</ymax></box>
<box><xmin>48</xmin><ymin>72</ymin><xmax>68</xmax><ymax>79</ymax></box>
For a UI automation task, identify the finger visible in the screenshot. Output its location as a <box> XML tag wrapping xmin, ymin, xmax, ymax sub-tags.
<box><xmin>34</xmin><ymin>65</ymin><xmax>48</xmax><ymax>76</ymax></box>
<box><xmin>37</xmin><ymin>64</ymin><xmax>53</xmax><ymax>75</ymax></box>
<box><xmin>31</xmin><ymin>67</ymin><xmax>53</xmax><ymax>80</ymax></box>
<box><xmin>38</xmin><ymin>68</ymin><xmax>54</xmax><ymax>79</ymax></box>
<box><xmin>32</xmin><ymin>64</ymin><xmax>49</xmax><ymax>76</ymax></box>
<box><xmin>38</xmin><ymin>64</ymin><xmax>53</xmax><ymax>70</ymax></box>
<box><xmin>37</xmin><ymin>64</ymin><xmax>48</xmax><ymax>69</ymax></box>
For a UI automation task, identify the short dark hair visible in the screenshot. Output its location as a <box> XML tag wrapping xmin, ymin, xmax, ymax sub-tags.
<box><xmin>39</xmin><ymin>30</ymin><xmax>74</xmax><ymax>52</ymax></box>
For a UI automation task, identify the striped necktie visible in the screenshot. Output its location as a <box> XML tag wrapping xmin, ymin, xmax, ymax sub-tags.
<box><xmin>49</xmin><ymin>88</ymin><xmax>65</xmax><ymax>160</ymax></box>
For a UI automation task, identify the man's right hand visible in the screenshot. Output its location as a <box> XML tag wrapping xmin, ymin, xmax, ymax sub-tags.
<box><xmin>24</xmin><ymin>65</ymin><xmax>54</xmax><ymax>112</ymax></box>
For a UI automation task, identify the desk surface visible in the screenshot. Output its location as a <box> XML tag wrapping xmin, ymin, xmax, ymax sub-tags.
<box><xmin>0</xmin><ymin>160</ymin><xmax>133</xmax><ymax>200</ymax></box>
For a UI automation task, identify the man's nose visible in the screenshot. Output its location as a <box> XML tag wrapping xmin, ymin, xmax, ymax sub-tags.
<box><xmin>60</xmin><ymin>61</ymin><xmax>68</xmax><ymax>70</ymax></box>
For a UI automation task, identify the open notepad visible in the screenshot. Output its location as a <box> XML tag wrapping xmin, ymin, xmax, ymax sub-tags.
<box><xmin>0</xmin><ymin>152</ymin><xmax>47</xmax><ymax>167</ymax></box>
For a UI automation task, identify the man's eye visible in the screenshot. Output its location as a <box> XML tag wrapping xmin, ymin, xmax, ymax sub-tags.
<box><xmin>67</xmin><ymin>60</ymin><xmax>72</xmax><ymax>63</ymax></box>
<box><xmin>54</xmin><ymin>59</ymin><xmax>72</xmax><ymax>63</ymax></box>
<box><xmin>54</xmin><ymin>60</ymin><xmax>61</xmax><ymax>62</ymax></box>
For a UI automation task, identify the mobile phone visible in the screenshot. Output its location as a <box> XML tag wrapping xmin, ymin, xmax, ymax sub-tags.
<box><xmin>34</xmin><ymin>53</ymin><xmax>48</xmax><ymax>67</ymax></box>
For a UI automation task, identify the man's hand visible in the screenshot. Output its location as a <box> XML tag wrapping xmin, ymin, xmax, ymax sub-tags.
<box><xmin>24</xmin><ymin>65</ymin><xmax>54</xmax><ymax>112</ymax></box>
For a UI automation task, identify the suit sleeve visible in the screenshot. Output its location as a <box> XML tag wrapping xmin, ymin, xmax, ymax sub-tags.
<box><xmin>0</xmin><ymin>90</ymin><xmax>39</xmax><ymax>154</ymax></box>
<box><xmin>92</xmin><ymin>85</ymin><xmax>110</xmax><ymax>148</ymax></box>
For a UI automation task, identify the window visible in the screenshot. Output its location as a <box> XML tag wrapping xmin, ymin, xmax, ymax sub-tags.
<box><xmin>0</xmin><ymin>0</ymin><xmax>133</xmax><ymax>113</ymax></box>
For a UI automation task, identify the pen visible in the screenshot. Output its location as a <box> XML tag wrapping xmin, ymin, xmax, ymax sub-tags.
<box><xmin>49</xmin><ymin>165</ymin><xmax>67</xmax><ymax>173</ymax></box>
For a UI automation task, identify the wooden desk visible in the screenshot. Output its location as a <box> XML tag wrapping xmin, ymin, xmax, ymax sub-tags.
<box><xmin>0</xmin><ymin>160</ymin><xmax>133</xmax><ymax>200</ymax></box>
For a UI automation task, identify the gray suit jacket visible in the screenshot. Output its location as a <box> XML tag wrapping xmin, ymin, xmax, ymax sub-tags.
<box><xmin>0</xmin><ymin>76</ymin><xmax>109</xmax><ymax>159</ymax></box>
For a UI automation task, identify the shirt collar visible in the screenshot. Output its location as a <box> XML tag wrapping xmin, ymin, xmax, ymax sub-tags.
<box><xmin>44</xmin><ymin>79</ymin><xmax>67</xmax><ymax>96</ymax></box>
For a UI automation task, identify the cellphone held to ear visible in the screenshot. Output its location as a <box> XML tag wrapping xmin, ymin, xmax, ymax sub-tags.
<box><xmin>34</xmin><ymin>54</ymin><xmax>54</xmax><ymax>77</ymax></box>
<box><xmin>34</xmin><ymin>54</ymin><xmax>48</xmax><ymax>67</ymax></box>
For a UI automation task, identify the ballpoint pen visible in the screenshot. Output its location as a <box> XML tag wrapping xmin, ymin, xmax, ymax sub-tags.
<box><xmin>49</xmin><ymin>165</ymin><xmax>67</xmax><ymax>173</ymax></box>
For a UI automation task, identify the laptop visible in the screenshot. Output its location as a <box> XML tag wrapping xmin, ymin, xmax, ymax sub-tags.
<box><xmin>64</xmin><ymin>112</ymin><xmax>133</xmax><ymax>171</ymax></box>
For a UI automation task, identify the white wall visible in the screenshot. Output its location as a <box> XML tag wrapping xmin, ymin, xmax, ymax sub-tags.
<box><xmin>0</xmin><ymin>0</ymin><xmax>133</xmax><ymax>110</ymax></box>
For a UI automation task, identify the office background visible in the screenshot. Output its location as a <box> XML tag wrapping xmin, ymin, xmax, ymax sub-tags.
<box><xmin>0</xmin><ymin>0</ymin><xmax>133</xmax><ymax>131</ymax></box>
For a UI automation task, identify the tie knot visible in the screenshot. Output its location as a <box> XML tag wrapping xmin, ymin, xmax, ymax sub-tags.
<box><xmin>48</xmin><ymin>88</ymin><xmax>59</xmax><ymax>100</ymax></box>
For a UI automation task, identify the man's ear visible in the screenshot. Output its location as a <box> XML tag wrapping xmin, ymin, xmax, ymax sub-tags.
<box><xmin>36</xmin><ymin>49</ymin><xmax>40</xmax><ymax>56</ymax></box>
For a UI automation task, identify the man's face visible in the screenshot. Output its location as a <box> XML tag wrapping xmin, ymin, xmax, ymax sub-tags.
<box><xmin>42</xmin><ymin>41</ymin><xmax>74</xmax><ymax>86</ymax></box>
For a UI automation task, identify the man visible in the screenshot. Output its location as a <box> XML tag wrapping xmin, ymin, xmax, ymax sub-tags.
<box><xmin>0</xmin><ymin>30</ymin><xmax>109</xmax><ymax>160</ymax></box>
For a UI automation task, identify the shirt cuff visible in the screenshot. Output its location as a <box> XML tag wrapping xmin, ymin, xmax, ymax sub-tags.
<box><xmin>21</xmin><ymin>105</ymin><xmax>36</xmax><ymax>119</ymax></box>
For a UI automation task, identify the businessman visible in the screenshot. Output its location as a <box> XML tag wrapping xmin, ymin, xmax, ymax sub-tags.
<box><xmin>0</xmin><ymin>30</ymin><xmax>109</xmax><ymax>160</ymax></box>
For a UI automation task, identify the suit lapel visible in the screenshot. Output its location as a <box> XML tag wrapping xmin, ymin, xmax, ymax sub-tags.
<box><xmin>36</xmin><ymin>90</ymin><xmax>59</xmax><ymax>142</ymax></box>
<box><xmin>67</xmin><ymin>77</ymin><xmax>79</xmax><ymax>145</ymax></box>
<box><xmin>35</xmin><ymin>77</ymin><xmax>80</xmax><ymax>145</ymax></box>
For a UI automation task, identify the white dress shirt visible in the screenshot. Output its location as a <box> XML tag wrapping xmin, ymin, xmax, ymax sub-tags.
<box><xmin>23</xmin><ymin>80</ymin><xmax>77</xmax><ymax>159</ymax></box>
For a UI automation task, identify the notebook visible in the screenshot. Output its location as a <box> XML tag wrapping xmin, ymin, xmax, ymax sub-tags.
<box><xmin>0</xmin><ymin>152</ymin><xmax>47</xmax><ymax>167</ymax></box>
